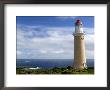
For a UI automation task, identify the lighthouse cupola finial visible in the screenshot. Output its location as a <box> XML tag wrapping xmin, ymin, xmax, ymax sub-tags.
<box><xmin>75</xmin><ymin>19</ymin><xmax>83</xmax><ymax>33</ymax></box>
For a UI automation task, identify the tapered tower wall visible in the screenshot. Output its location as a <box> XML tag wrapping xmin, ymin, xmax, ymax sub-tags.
<box><xmin>74</xmin><ymin>33</ymin><xmax>86</xmax><ymax>69</ymax></box>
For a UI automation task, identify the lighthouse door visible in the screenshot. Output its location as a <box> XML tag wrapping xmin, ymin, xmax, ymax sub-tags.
<box><xmin>83</xmin><ymin>63</ymin><xmax>87</xmax><ymax>69</ymax></box>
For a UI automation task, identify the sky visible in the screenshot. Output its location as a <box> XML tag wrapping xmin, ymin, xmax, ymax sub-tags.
<box><xmin>16</xmin><ymin>16</ymin><xmax>94</xmax><ymax>60</ymax></box>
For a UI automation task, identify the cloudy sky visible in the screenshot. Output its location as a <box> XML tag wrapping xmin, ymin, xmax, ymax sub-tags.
<box><xmin>16</xmin><ymin>16</ymin><xmax>94</xmax><ymax>60</ymax></box>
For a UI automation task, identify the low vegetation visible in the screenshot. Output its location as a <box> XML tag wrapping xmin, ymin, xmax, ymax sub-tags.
<box><xmin>16</xmin><ymin>66</ymin><xmax>94</xmax><ymax>74</ymax></box>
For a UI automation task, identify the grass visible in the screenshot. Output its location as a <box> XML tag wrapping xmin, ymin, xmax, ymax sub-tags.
<box><xmin>16</xmin><ymin>66</ymin><xmax>94</xmax><ymax>74</ymax></box>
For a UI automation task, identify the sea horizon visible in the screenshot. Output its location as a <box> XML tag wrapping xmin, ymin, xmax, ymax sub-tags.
<box><xmin>16</xmin><ymin>59</ymin><xmax>94</xmax><ymax>69</ymax></box>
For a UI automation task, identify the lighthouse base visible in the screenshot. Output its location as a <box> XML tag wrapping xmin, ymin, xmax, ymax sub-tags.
<box><xmin>73</xmin><ymin>62</ymin><xmax>87</xmax><ymax>69</ymax></box>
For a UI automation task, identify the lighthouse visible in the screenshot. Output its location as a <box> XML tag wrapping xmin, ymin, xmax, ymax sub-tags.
<box><xmin>73</xmin><ymin>20</ymin><xmax>87</xmax><ymax>69</ymax></box>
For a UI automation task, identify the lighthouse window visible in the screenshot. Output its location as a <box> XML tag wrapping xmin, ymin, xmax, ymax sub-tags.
<box><xmin>81</xmin><ymin>37</ymin><xmax>84</xmax><ymax>40</ymax></box>
<box><xmin>75</xmin><ymin>26</ymin><xmax>80</xmax><ymax>31</ymax></box>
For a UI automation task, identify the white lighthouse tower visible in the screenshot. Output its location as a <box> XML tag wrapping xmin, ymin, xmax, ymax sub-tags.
<box><xmin>73</xmin><ymin>19</ymin><xmax>87</xmax><ymax>69</ymax></box>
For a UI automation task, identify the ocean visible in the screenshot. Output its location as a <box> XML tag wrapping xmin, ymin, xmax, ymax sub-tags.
<box><xmin>16</xmin><ymin>59</ymin><xmax>94</xmax><ymax>69</ymax></box>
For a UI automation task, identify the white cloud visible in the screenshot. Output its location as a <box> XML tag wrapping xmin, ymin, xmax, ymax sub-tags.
<box><xmin>40</xmin><ymin>50</ymin><xmax>47</xmax><ymax>54</ymax></box>
<box><xmin>56</xmin><ymin>16</ymin><xmax>77</xmax><ymax>20</ymax></box>
<box><xmin>17</xmin><ymin>50</ymin><xmax>22</xmax><ymax>55</ymax></box>
<box><xmin>85</xmin><ymin>35</ymin><xmax>94</xmax><ymax>59</ymax></box>
<box><xmin>51</xmin><ymin>50</ymin><xmax>64</xmax><ymax>54</ymax></box>
<box><xmin>17</xmin><ymin>25</ymin><xmax>94</xmax><ymax>60</ymax></box>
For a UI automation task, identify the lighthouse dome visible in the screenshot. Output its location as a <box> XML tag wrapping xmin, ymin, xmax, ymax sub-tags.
<box><xmin>75</xmin><ymin>19</ymin><xmax>82</xmax><ymax>25</ymax></box>
<box><xmin>75</xmin><ymin>19</ymin><xmax>83</xmax><ymax>33</ymax></box>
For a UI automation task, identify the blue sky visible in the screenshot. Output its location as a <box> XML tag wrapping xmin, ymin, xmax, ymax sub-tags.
<box><xmin>16</xmin><ymin>16</ymin><xmax>94</xmax><ymax>60</ymax></box>
<box><xmin>17</xmin><ymin>16</ymin><xmax>94</xmax><ymax>28</ymax></box>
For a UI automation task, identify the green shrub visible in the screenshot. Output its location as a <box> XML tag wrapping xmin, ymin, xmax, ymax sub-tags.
<box><xmin>16</xmin><ymin>67</ymin><xmax>94</xmax><ymax>74</ymax></box>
